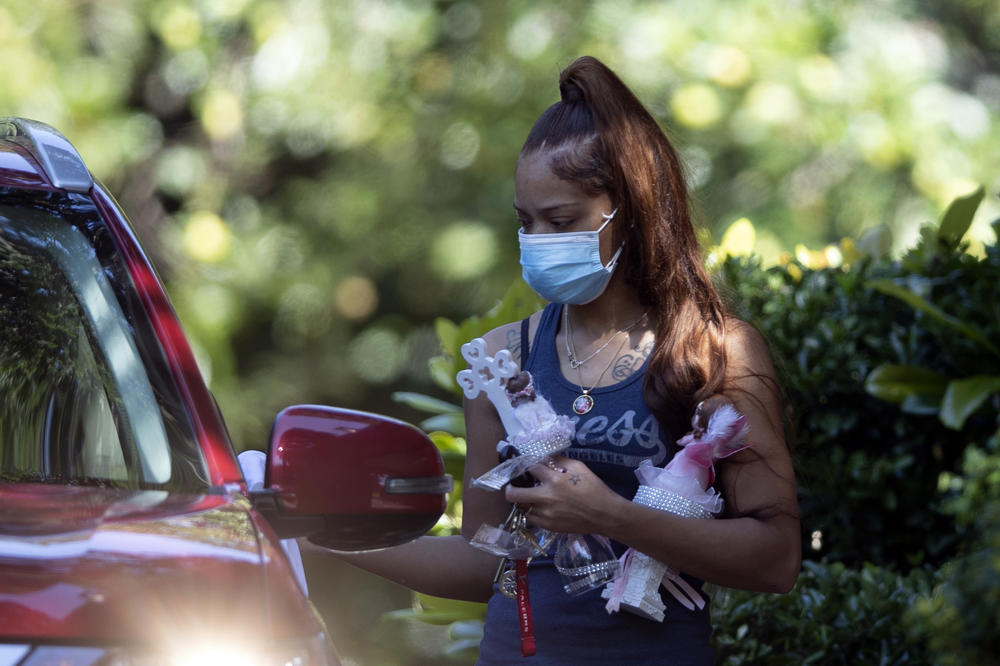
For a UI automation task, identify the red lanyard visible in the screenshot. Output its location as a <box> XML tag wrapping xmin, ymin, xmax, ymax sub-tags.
<box><xmin>515</xmin><ymin>558</ymin><xmax>536</xmax><ymax>657</ymax></box>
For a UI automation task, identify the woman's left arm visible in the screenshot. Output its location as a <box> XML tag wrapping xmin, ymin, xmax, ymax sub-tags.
<box><xmin>507</xmin><ymin>321</ymin><xmax>801</xmax><ymax>593</ymax></box>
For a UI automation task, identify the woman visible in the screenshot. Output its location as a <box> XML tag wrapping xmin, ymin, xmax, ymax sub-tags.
<box><xmin>322</xmin><ymin>55</ymin><xmax>800</xmax><ymax>664</ymax></box>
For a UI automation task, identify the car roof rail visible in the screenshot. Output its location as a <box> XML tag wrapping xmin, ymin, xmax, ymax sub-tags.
<box><xmin>0</xmin><ymin>117</ymin><xmax>93</xmax><ymax>193</ymax></box>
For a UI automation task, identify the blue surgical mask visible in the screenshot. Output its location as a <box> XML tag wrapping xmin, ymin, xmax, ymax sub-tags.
<box><xmin>518</xmin><ymin>209</ymin><xmax>624</xmax><ymax>304</ymax></box>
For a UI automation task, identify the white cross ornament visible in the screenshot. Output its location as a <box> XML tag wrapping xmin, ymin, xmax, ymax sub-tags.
<box><xmin>456</xmin><ymin>337</ymin><xmax>523</xmax><ymax>437</ymax></box>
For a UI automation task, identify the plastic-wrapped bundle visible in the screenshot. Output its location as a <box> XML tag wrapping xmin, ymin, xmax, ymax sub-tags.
<box><xmin>602</xmin><ymin>401</ymin><xmax>751</xmax><ymax>622</ymax></box>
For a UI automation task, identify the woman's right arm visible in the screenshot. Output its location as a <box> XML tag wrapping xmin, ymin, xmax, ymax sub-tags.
<box><xmin>300</xmin><ymin>533</ymin><xmax>499</xmax><ymax>601</ymax></box>
<box><xmin>302</xmin><ymin>322</ymin><xmax>524</xmax><ymax>602</ymax></box>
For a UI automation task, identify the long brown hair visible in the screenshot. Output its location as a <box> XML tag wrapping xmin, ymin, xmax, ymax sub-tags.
<box><xmin>521</xmin><ymin>56</ymin><xmax>728</xmax><ymax>442</ymax></box>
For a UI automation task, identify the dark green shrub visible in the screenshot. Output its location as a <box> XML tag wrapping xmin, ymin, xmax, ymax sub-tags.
<box><xmin>711</xmin><ymin>560</ymin><xmax>938</xmax><ymax>665</ymax></box>
<box><xmin>716</xmin><ymin>204</ymin><xmax>999</xmax><ymax>569</ymax></box>
<box><xmin>907</xmin><ymin>444</ymin><xmax>1000</xmax><ymax>666</ymax></box>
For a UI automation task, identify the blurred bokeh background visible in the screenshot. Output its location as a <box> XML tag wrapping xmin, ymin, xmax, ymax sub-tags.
<box><xmin>3</xmin><ymin>0</ymin><xmax>999</xmax><ymax>663</ymax></box>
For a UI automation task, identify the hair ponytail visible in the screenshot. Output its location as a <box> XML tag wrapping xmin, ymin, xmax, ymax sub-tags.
<box><xmin>522</xmin><ymin>56</ymin><xmax>729</xmax><ymax>443</ymax></box>
<box><xmin>559</xmin><ymin>77</ymin><xmax>586</xmax><ymax>105</ymax></box>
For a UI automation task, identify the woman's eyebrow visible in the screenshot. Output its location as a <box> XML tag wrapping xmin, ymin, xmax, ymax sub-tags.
<box><xmin>513</xmin><ymin>202</ymin><xmax>581</xmax><ymax>214</ymax></box>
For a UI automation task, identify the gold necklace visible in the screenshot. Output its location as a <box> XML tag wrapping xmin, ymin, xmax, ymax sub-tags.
<box><xmin>564</xmin><ymin>307</ymin><xmax>648</xmax><ymax>416</ymax></box>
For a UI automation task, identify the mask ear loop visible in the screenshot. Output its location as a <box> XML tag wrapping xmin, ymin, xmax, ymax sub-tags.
<box><xmin>597</xmin><ymin>208</ymin><xmax>619</xmax><ymax>232</ymax></box>
<box><xmin>599</xmin><ymin>208</ymin><xmax>626</xmax><ymax>271</ymax></box>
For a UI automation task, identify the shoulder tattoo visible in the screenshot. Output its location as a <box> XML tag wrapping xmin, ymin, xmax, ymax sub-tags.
<box><xmin>504</xmin><ymin>327</ymin><xmax>521</xmax><ymax>359</ymax></box>
<box><xmin>610</xmin><ymin>342</ymin><xmax>653</xmax><ymax>382</ymax></box>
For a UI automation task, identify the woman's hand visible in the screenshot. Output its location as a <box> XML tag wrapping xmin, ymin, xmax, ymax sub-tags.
<box><xmin>504</xmin><ymin>455</ymin><xmax>629</xmax><ymax>535</ymax></box>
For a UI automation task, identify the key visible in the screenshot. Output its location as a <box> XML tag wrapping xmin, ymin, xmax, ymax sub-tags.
<box><xmin>492</xmin><ymin>504</ymin><xmax>523</xmax><ymax>586</ymax></box>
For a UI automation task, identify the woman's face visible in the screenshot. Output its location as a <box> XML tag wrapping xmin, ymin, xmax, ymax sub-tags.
<box><xmin>513</xmin><ymin>149</ymin><xmax>617</xmax><ymax>264</ymax></box>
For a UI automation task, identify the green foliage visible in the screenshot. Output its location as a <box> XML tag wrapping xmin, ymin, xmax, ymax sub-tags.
<box><xmin>393</xmin><ymin>391</ymin><xmax>466</xmax><ymax>435</ymax></box>
<box><xmin>938</xmin><ymin>186</ymin><xmax>987</xmax><ymax>250</ymax></box>
<box><xmin>0</xmin><ymin>217</ymin><xmax>87</xmax><ymax>395</ymax></box>
<box><xmin>865</xmin><ymin>285</ymin><xmax>1000</xmax><ymax>433</ymax></box>
<box><xmin>940</xmin><ymin>376</ymin><xmax>1000</xmax><ymax>431</ymax></box>
<box><xmin>712</xmin><ymin>560</ymin><xmax>938</xmax><ymax>665</ymax></box>
<box><xmin>907</xmin><ymin>445</ymin><xmax>1000</xmax><ymax>666</ymax></box>
<box><xmin>429</xmin><ymin>279</ymin><xmax>544</xmax><ymax>396</ymax></box>
<box><xmin>718</xmin><ymin>258</ymin><xmax>940</xmax><ymax>567</ymax></box>
<box><xmin>425</xmin><ymin>430</ymin><xmax>467</xmax><ymax>536</ymax></box>
<box><xmin>864</xmin><ymin>364</ymin><xmax>950</xmax><ymax>409</ymax></box>
<box><xmin>5</xmin><ymin>0</ymin><xmax>999</xmax><ymax>459</ymax></box>
<box><xmin>384</xmin><ymin>593</ymin><xmax>486</xmax><ymax>662</ymax></box>
<box><xmin>866</xmin><ymin>278</ymin><xmax>1000</xmax><ymax>358</ymax></box>
<box><xmin>864</xmin><ymin>190</ymin><xmax>1000</xmax><ymax>433</ymax></box>
<box><xmin>717</xmin><ymin>193</ymin><xmax>1000</xmax><ymax>570</ymax></box>
<box><xmin>715</xmin><ymin>189</ymin><xmax>1000</xmax><ymax>662</ymax></box>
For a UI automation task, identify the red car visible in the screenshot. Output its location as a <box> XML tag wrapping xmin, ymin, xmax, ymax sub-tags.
<box><xmin>0</xmin><ymin>118</ymin><xmax>451</xmax><ymax>665</ymax></box>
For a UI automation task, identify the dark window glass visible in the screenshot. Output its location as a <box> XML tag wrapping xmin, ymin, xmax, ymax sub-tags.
<box><xmin>0</xmin><ymin>191</ymin><xmax>209</xmax><ymax>490</ymax></box>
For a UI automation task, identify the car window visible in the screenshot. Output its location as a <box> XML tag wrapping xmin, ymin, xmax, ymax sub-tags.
<box><xmin>0</xmin><ymin>194</ymin><xmax>209</xmax><ymax>490</ymax></box>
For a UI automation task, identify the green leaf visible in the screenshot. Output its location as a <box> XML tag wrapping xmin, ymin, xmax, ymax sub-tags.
<box><xmin>440</xmin><ymin>456</ymin><xmax>466</xmax><ymax>488</ymax></box>
<box><xmin>428</xmin><ymin>431</ymin><xmax>467</xmax><ymax>454</ymax></box>
<box><xmin>868</xmin><ymin>279</ymin><xmax>1000</xmax><ymax>356</ymax></box>
<box><xmin>392</xmin><ymin>391</ymin><xmax>461</xmax><ymax>415</ymax></box>
<box><xmin>940</xmin><ymin>375</ymin><xmax>1000</xmax><ymax>430</ymax></box>
<box><xmin>865</xmin><ymin>364</ymin><xmax>949</xmax><ymax>404</ymax></box>
<box><xmin>901</xmin><ymin>391</ymin><xmax>943</xmax><ymax>415</ymax></box>
<box><xmin>938</xmin><ymin>185</ymin><xmax>984</xmax><ymax>245</ymax></box>
<box><xmin>421</xmin><ymin>412</ymin><xmax>466</xmax><ymax>435</ymax></box>
<box><xmin>434</xmin><ymin>317</ymin><xmax>459</xmax><ymax>357</ymax></box>
<box><xmin>401</xmin><ymin>593</ymin><xmax>487</xmax><ymax>625</ymax></box>
<box><xmin>382</xmin><ymin>609</ymin><xmax>469</xmax><ymax>625</ymax></box>
<box><xmin>429</xmin><ymin>356</ymin><xmax>459</xmax><ymax>393</ymax></box>
<box><xmin>456</xmin><ymin>279</ymin><xmax>542</xmax><ymax>349</ymax></box>
<box><xmin>423</xmin><ymin>279</ymin><xmax>543</xmax><ymax>397</ymax></box>
<box><xmin>448</xmin><ymin>620</ymin><xmax>485</xmax><ymax>640</ymax></box>
<box><xmin>382</xmin><ymin>608</ymin><xmax>419</xmax><ymax>621</ymax></box>
<box><xmin>443</xmin><ymin>638</ymin><xmax>484</xmax><ymax>657</ymax></box>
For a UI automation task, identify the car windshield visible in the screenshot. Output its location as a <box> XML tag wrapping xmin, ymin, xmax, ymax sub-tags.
<box><xmin>0</xmin><ymin>191</ymin><xmax>209</xmax><ymax>490</ymax></box>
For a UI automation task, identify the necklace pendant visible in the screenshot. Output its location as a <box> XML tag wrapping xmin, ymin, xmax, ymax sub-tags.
<box><xmin>572</xmin><ymin>393</ymin><xmax>595</xmax><ymax>415</ymax></box>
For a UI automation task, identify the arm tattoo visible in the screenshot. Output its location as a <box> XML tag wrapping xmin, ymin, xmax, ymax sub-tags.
<box><xmin>504</xmin><ymin>328</ymin><xmax>521</xmax><ymax>358</ymax></box>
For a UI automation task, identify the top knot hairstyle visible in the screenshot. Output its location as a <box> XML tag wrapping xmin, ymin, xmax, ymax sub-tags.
<box><xmin>521</xmin><ymin>56</ymin><xmax>729</xmax><ymax>442</ymax></box>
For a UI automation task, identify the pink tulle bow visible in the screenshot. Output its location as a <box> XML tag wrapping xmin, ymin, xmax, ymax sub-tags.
<box><xmin>669</xmin><ymin>401</ymin><xmax>751</xmax><ymax>488</ymax></box>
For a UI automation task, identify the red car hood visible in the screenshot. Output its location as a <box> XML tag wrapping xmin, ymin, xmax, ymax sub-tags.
<box><xmin>0</xmin><ymin>483</ymin><xmax>318</xmax><ymax>645</ymax></box>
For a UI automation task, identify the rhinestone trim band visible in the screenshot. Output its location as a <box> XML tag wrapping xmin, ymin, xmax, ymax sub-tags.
<box><xmin>633</xmin><ymin>486</ymin><xmax>714</xmax><ymax>520</ymax></box>
<box><xmin>554</xmin><ymin>561</ymin><xmax>620</xmax><ymax>578</ymax></box>
<box><xmin>508</xmin><ymin>419</ymin><xmax>574</xmax><ymax>457</ymax></box>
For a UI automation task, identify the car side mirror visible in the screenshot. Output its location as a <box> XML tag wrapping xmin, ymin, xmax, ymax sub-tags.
<box><xmin>251</xmin><ymin>405</ymin><xmax>451</xmax><ymax>551</ymax></box>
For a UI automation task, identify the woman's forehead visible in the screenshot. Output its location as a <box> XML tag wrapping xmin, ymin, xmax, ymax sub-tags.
<box><xmin>514</xmin><ymin>151</ymin><xmax>590</xmax><ymax>209</ymax></box>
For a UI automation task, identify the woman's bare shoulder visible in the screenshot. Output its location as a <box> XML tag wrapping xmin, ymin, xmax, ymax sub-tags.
<box><xmin>479</xmin><ymin>309</ymin><xmax>545</xmax><ymax>360</ymax></box>
<box><xmin>723</xmin><ymin>316</ymin><xmax>776</xmax><ymax>375</ymax></box>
